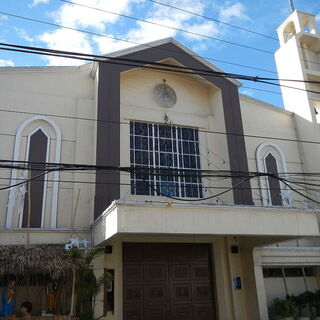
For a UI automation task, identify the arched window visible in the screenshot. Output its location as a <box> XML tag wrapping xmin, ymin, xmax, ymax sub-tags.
<box><xmin>6</xmin><ymin>116</ymin><xmax>61</xmax><ymax>229</ymax></box>
<box><xmin>256</xmin><ymin>142</ymin><xmax>292</xmax><ymax>207</ymax></box>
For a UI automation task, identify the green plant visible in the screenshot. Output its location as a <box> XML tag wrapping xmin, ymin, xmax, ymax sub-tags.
<box><xmin>309</xmin><ymin>289</ymin><xmax>320</xmax><ymax>317</ymax></box>
<box><xmin>289</xmin><ymin>293</ymin><xmax>308</xmax><ymax>317</ymax></box>
<box><xmin>269</xmin><ymin>297</ymin><xmax>298</xmax><ymax>319</ymax></box>
<box><xmin>68</xmin><ymin>247</ymin><xmax>113</xmax><ymax>320</ymax></box>
<box><xmin>302</xmin><ymin>290</ymin><xmax>315</xmax><ymax>316</ymax></box>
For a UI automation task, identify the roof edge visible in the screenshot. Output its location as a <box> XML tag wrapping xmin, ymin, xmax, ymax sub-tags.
<box><xmin>90</xmin><ymin>38</ymin><xmax>242</xmax><ymax>87</ymax></box>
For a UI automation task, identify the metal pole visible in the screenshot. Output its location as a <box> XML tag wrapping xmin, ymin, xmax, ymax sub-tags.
<box><xmin>27</xmin><ymin>167</ymin><xmax>31</xmax><ymax>247</ymax></box>
<box><xmin>282</xmin><ymin>267</ymin><xmax>289</xmax><ymax>295</ymax></box>
<box><xmin>70</xmin><ymin>268</ymin><xmax>76</xmax><ymax>316</ymax></box>
<box><xmin>288</xmin><ymin>0</ymin><xmax>295</xmax><ymax>13</ymax></box>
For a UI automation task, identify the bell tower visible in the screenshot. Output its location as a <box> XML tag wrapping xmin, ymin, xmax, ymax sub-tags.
<box><xmin>275</xmin><ymin>10</ymin><xmax>320</xmax><ymax>122</ymax></box>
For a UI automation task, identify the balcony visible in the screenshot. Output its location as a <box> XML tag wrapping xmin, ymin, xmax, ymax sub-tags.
<box><xmin>93</xmin><ymin>200</ymin><xmax>320</xmax><ymax>246</ymax></box>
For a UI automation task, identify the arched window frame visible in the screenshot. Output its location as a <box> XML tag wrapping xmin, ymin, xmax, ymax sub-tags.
<box><xmin>17</xmin><ymin>126</ymin><xmax>51</xmax><ymax>228</ymax></box>
<box><xmin>256</xmin><ymin>142</ymin><xmax>292</xmax><ymax>207</ymax></box>
<box><xmin>6</xmin><ymin>116</ymin><xmax>61</xmax><ymax>229</ymax></box>
<box><xmin>283</xmin><ymin>21</ymin><xmax>296</xmax><ymax>43</ymax></box>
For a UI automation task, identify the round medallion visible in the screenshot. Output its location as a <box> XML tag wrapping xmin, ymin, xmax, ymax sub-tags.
<box><xmin>154</xmin><ymin>83</ymin><xmax>177</xmax><ymax>107</ymax></box>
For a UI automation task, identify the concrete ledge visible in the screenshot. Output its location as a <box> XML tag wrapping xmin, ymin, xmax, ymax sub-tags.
<box><xmin>93</xmin><ymin>201</ymin><xmax>320</xmax><ymax>245</ymax></box>
<box><xmin>0</xmin><ymin>228</ymin><xmax>90</xmax><ymax>245</ymax></box>
<box><xmin>254</xmin><ymin>246</ymin><xmax>320</xmax><ymax>266</ymax></box>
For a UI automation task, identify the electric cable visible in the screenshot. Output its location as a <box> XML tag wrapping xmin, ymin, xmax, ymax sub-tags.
<box><xmin>278</xmin><ymin>176</ymin><xmax>320</xmax><ymax>206</ymax></box>
<box><xmin>58</xmin><ymin>0</ymin><xmax>320</xmax><ymax>66</ymax></box>
<box><xmin>0</xmin><ymin>42</ymin><xmax>316</xmax><ymax>84</ymax></box>
<box><xmin>0</xmin><ymin>10</ymin><xmax>277</xmax><ymax>75</ymax></box>
<box><xmin>0</xmin><ymin>174</ymin><xmax>316</xmax><ymax>193</ymax></box>
<box><xmin>2</xmin><ymin>7</ymin><xmax>320</xmax><ymax>72</ymax></box>
<box><xmin>1</xmin><ymin>42</ymin><xmax>320</xmax><ymax>97</ymax></box>
<box><xmin>145</xmin><ymin>0</ymin><xmax>278</xmax><ymax>41</ymax></box>
<box><xmin>1</xmin><ymin>160</ymin><xmax>320</xmax><ymax>205</ymax></box>
<box><xmin>58</xmin><ymin>0</ymin><xmax>274</xmax><ymax>55</ymax></box>
<box><xmin>2</xmin><ymin>106</ymin><xmax>320</xmax><ymax>146</ymax></box>
<box><xmin>0</xmin><ymin>169</ymin><xmax>53</xmax><ymax>191</ymax></box>
<box><xmin>145</xmin><ymin>0</ymin><xmax>320</xmax><ymax>67</ymax></box>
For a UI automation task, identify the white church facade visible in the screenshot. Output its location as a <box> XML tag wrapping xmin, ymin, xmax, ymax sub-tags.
<box><xmin>0</xmin><ymin>8</ymin><xmax>320</xmax><ymax>320</ymax></box>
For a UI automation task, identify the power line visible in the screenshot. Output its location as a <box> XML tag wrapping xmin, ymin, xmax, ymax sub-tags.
<box><xmin>0</xmin><ymin>10</ymin><xmax>277</xmax><ymax>75</ymax></box>
<box><xmin>1</xmin><ymin>42</ymin><xmax>320</xmax><ymax>93</ymax></box>
<box><xmin>1</xmin><ymin>174</ymin><xmax>316</xmax><ymax>192</ymax></box>
<box><xmin>145</xmin><ymin>0</ymin><xmax>278</xmax><ymax>41</ymax></box>
<box><xmin>1</xmin><ymin>160</ymin><xmax>319</xmax><ymax>205</ymax></box>
<box><xmin>59</xmin><ymin>0</ymin><xmax>273</xmax><ymax>54</ymax></box>
<box><xmin>58</xmin><ymin>0</ymin><xmax>320</xmax><ymax>67</ymax></box>
<box><xmin>2</xmin><ymin>105</ymin><xmax>320</xmax><ymax>146</ymax></box>
<box><xmin>2</xmin><ymin>159</ymin><xmax>320</xmax><ymax>177</ymax></box>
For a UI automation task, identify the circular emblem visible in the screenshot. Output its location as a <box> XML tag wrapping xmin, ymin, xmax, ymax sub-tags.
<box><xmin>154</xmin><ymin>83</ymin><xmax>177</xmax><ymax>107</ymax></box>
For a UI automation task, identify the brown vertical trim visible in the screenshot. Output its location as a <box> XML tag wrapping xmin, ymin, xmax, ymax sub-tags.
<box><xmin>221</xmin><ymin>84</ymin><xmax>253</xmax><ymax>205</ymax></box>
<box><xmin>94</xmin><ymin>63</ymin><xmax>121</xmax><ymax>218</ymax></box>
<box><xmin>94</xmin><ymin>41</ymin><xmax>253</xmax><ymax>217</ymax></box>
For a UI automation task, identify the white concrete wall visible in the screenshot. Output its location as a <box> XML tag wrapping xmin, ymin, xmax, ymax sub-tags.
<box><xmin>0</xmin><ymin>65</ymin><xmax>95</xmax><ymax>244</ymax></box>
<box><xmin>240</xmin><ymin>95</ymin><xmax>309</xmax><ymax>209</ymax></box>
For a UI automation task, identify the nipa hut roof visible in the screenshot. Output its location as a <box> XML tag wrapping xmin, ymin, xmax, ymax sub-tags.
<box><xmin>0</xmin><ymin>244</ymin><xmax>81</xmax><ymax>279</ymax></box>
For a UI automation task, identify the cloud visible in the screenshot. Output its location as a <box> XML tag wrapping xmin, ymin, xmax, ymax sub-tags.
<box><xmin>93</xmin><ymin>36</ymin><xmax>135</xmax><ymax>55</ymax></box>
<box><xmin>122</xmin><ymin>0</ymin><xmax>214</xmax><ymax>47</ymax></box>
<box><xmin>29</xmin><ymin>0</ymin><xmax>50</xmax><ymax>7</ymax></box>
<box><xmin>0</xmin><ymin>16</ymin><xmax>8</xmax><ymax>21</ymax></box>
<box><xmin>38</xmin><ymin>0</ymin><xmax>224</xmax><ymax>65</ymax></box>
<box><xmin>15</xmin><ymin>28</ymin><xmax>34</xmax><ymax>42</ymax></box>
<box><xmin>240</xmin><ymin>89</ymin><xmax>255</xmax><ymax>97</ymax></box>
<box><xmin>0</xmin><ymin>59</ymin><xmax>15</xmax><ymax>67</ymax></box>
<box><xmin>38</xmin><ymin>0</ymin><xmax>141</xmax><ymax>65</ymax></box>
<box><xmin>219</xmin><ymin>2</ymin><xmax>249</xmax><ymax>22</ymax></box>
<box><xmin>52</xmin><ymin>0</ymin><xmax>138</xmax><ymax>32</ymax></box>
<box><xmin>183</xmin><ymin>21</ymin><xmax>219</xmax><ymax>41</ymax></box>
<box><xmin>39</xmin><ymin>29</ymin><xmax>93</xmax><ymax>65</ymax></box>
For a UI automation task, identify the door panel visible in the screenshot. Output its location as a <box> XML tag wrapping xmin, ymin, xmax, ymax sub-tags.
<box><xmin>123</xmin><ymin>243</ymin><xmax>215</xmax><ymax>320</ymax></box>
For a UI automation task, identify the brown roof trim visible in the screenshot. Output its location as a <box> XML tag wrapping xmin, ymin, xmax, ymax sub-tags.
<box><xmin>94</xmin><ymin>41</ymin><xmax>253</xmax><ymax>218</ymax></box>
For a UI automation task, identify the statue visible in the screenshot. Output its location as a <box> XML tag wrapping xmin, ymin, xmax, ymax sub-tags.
<box><xmin>1</xmin><ymin>275</ymin><xmax>16</xmax><ymax>317</ymax></box>
<box><xmin>46</xmin><ymin>282</ymin><xmax>60</xmax><ymax>314</ymax></box>
<box><xmin>14</xmin><ymin>171</ymin><xmax>28</xmax><ymax>219</ymax></box>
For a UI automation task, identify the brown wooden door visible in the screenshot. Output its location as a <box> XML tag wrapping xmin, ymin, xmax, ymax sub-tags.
<box><xmin>123</xmin><ymin>243</ymin><xmax>215</xmax><ymax>320</ymax></box>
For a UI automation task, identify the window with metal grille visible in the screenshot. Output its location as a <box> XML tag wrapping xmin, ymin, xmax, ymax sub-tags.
<box><xmin>130</xmin><ymin>122</ymin><xmax>202</xmax><ymax>198</ymax></box>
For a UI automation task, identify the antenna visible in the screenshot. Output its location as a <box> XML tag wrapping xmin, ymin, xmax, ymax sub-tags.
<box><xmin>288</xmin><ymin>0</ymin><xmax>295</xmax><ymax>13</ymax></box>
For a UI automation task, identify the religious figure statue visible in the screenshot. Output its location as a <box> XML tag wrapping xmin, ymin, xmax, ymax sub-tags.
<box><xmin>1</xmin><ymin>276</ymin><xmax>16</xmax><ymax>317</ymax></box>
<box><xmin>46</xmin><ymin>282</ymin><xmax>60</xmax><ymax>314</ymax></box>
<box><xmin>14</xmin><ymin>171</ymin><xmax>28</xmax><ymax>219</ymax></box>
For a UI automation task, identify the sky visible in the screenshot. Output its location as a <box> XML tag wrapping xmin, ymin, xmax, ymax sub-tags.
<box><xmin>0</xmin><ymin>0</ymin><xmax>319</xmax><ymax>108</ymax></box>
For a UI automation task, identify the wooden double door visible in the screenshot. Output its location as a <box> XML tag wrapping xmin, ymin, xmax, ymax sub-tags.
<box><xmin>123</xmin><ymin>243</ymin><xmax>216</xmax><ymax>320</ymax></box>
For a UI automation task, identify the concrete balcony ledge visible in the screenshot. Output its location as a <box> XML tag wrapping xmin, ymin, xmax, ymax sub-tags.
<box><xmin>0</xmin><ymin>228</ymin><xmax>90</xmax><ymax>245</ymax></box>
<box><xmin>254</xmin><ymin>246</ymin><xmax>320</xmax><ymax>266</ymax></box>
<box><xmin>93</xmin><ymin>200</ymin><xmax>320</xmax><ymax>245</ymax></box>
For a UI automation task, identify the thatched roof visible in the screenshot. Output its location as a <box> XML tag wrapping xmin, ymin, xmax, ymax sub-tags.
<box><xmin>0</xmin><ymin>244</ymin><xmax>82</xmax><ymax>279</ymax></box>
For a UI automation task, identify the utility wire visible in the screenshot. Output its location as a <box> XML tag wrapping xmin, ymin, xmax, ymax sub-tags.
<box><xmin>59</xmin><ymin>0</ymin><xmax>273</xmax><ymax>54</ymax></box>
<box><xmin>0</xmin><ymin>174</ymin><xmax>316</xmax><ymax>193</ymax></box>
<box><xmin>59</xmin><ymin>0</ymin><xmax>320</xmax><ymax>66</ymax></box>
<box><xmin>145</xmin><ymin>0</ymin><xmax>278</xmax><ymax>41</ymax></box>
<box><xmin>0</xmin><ymin>169</ymin><xmax>53</xmax><ymax>191</ymax></box>
<box><xmin>278</xmin><ymin>177</ymin><xmax>320</xmax><ymax>206</ymax></box>
<box><xmin>2</xmin><ymin>106</ymin><xmax>320</xmax><ymax>146</ymax></box>
<box><xmin>0</xmin><ymin>10</ymin><xmax>277</xmax><ymax>75</ymax></box>
<box><xmin>2</xmin><ymin>158</ymin><xmax>320</xmax><ymax>177</ymax></box>
<box><xmin>2</xmin><ymin>161</ymin><xmax>319</xmax><ymax>206</ymax></box>
<box><xmin>0</xmin><ymin>42</ymin><xmax>288</xmax><ymax>82</ymax></box>
<box><xmin>1</xmin><ymin>43</ymin><xmax>320</xmax><ymax>94</ymax></box>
